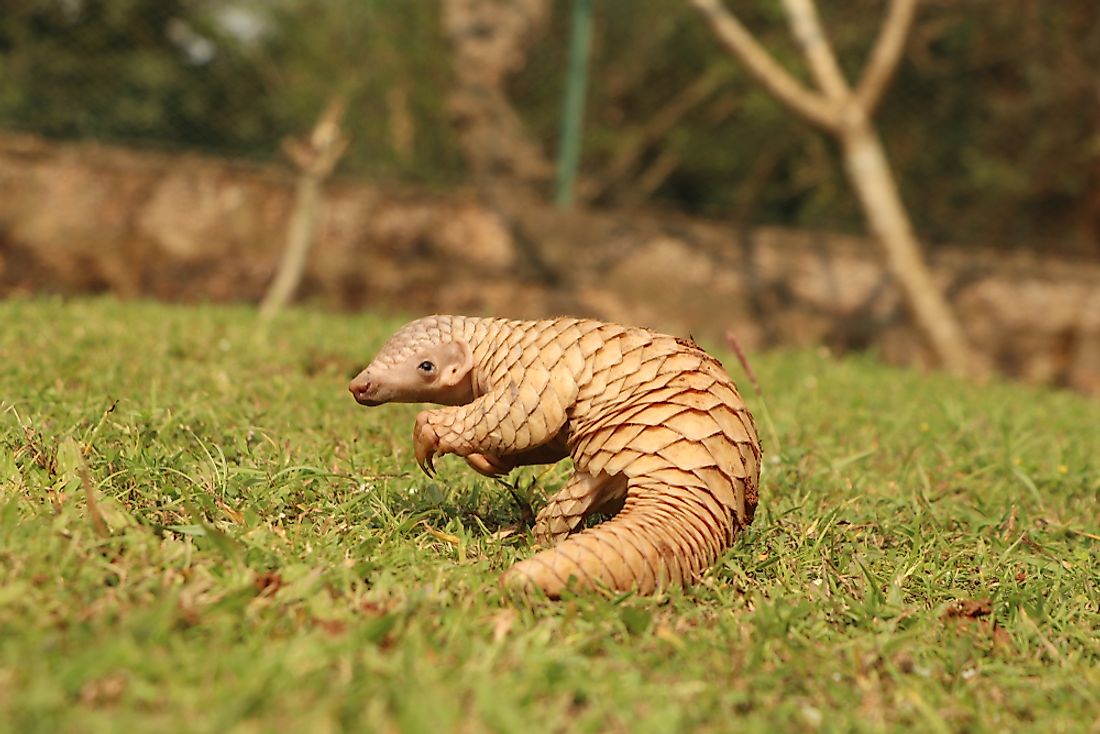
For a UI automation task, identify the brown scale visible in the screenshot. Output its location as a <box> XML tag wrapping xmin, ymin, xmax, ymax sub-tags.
<box><xmin>348</xmin><ymin>315</ymin><xmax>761</xmax><ymax>598</ymax></box>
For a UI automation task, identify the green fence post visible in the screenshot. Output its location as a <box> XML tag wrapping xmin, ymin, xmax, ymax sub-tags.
<box><xmin>555</xmin><ymin>0</ymin><xmax>593</xmax><ymax>209</ymax></box>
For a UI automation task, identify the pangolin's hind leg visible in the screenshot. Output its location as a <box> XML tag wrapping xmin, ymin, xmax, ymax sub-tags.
<box><xmin>533</xmin><ymin>471</ymin><xmax>628</xmax><ymax>546</ymax></box>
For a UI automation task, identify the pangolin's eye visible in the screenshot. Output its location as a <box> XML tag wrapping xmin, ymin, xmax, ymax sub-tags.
<box><xmin>417</xmin><ymin>360</ymin><xmax>435</xmax><ymax>373</ymax></box>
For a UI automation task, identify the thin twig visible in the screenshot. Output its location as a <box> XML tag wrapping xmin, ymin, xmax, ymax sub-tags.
<box><xmin>495</xmin><ymin>477</ymin><xmax>536</xmax><ymax>528</ymax></box>
<box><xmin>82</xmin><ymin>399</ymin><xmax>118</xmax><ymax>457</ymax></box>
<box><xmin>587</xmin><ymin>64</ymin><xmax>730</xmax><ymax>202</ymax></box>
<box><xmin>724</xmin><ymin>329</ymin><xmax>761</xmax><ymax>396</ymax></box>
<box><xmin>79</xmin><ymin>463</ymin><xmax>109</xmax><ymax>538</ymax></box>
<box><xmin>724</xmin><ymin>330</ymin><xmax>782</xmax><ymax>455</ymax></box>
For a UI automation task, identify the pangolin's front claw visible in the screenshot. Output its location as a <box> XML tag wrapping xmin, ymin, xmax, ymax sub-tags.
<box><xmin>413</xmin><ymin>412</ymin><xmax>440</xmax><ymax>478</ymax></box>
<box><xmin>417</xmin><ymin>449</ymin><xmax>436</xmax><ymax>477</ymax></box>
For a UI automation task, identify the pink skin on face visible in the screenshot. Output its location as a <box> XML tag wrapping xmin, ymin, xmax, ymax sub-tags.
<box><xmin>349</xmin><ymin>339</ymin><xmax>475</xmax><ymax>407</ymax></box>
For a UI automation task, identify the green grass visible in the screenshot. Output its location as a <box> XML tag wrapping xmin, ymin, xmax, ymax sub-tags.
<box><xmin>1</xmin><ymin>297</ymin><xmax>1097</xmax><ymax>733</ymax></box>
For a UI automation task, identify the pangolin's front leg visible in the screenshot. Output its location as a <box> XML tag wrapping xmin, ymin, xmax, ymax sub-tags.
<box><xmin>413</xmin><ymin>364</ymin><xmax>576</xmax><ymax>475</ymax></box>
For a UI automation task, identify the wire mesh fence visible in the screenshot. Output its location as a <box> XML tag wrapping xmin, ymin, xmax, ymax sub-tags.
<box><xmin>1</xmin><ymin>0</ymin><xmax>1097</xmax><ymax>255</ymax></box>
<box><xmin>0</xmin><ymin>0</ymin><xmax>462</xmax><ymax>183</ymax></box>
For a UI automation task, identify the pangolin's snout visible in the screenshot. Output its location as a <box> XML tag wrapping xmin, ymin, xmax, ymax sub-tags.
<box><xmin>348</xmin><ymin>373</ymin><xmax>381</xmax><ymax>406</ymax></box>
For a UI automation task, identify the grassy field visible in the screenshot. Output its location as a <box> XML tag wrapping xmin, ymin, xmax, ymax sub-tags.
<box><xmin>0</xmin><ymin>297</ymin><xmax>1097</xmax><ymax>733</ymax></box>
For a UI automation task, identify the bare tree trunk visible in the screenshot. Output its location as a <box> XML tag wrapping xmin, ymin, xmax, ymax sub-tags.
<box><xmin>441</xmin><ymin>0</ymin><xmax>553</xmax><ymax>189</ymax></box>
<box><xmin>441</xmin><ymin>0</ymin><xmax>559</xmax><ymax>281</ymax></box>
<box><xmin>691</xmin><ymin>0</ymin><xmax>980</xmax><ymax>376</ymax></box>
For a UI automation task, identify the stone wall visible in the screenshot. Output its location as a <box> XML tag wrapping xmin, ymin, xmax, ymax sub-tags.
<box><xmin>1</xmin><ymin>133</ymin><xmax>1097</xmax><ymax>393</ymax></box>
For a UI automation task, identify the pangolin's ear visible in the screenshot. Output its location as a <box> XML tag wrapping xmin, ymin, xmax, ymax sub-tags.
<box><xmin>438</xmin><ymin>339</ymin><xmax>474</xmax><ymax>387</ymax></box>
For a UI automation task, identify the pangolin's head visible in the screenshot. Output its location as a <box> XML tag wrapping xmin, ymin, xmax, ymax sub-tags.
<box><xmin>349</xmin><ymin>316</ymin><xmax>475</xmax><ymax>407</ymax></box>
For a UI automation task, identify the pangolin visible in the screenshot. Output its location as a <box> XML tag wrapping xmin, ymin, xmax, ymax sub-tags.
<box><xmin>349</xmin><ymin>315</ymin><xmax>761</xmax><ymax>598</ymax></box>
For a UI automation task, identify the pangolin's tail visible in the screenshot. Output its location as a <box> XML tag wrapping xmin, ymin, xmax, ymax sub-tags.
<box><xmin>502</xmin><ymin>478</ymin><xmax>753</xmax><ymax>598</ymax></box>
<box><xmin>502</xmin><ymin>346</ymin><xmax>761</xmax><ymax>598</ymax></box>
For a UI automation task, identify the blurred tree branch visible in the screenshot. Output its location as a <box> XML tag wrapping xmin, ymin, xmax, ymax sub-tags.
<box><xmin>691</xmin><ymin>0</ymin><xmax>839</xmax><ymax>131</ymax></box>
<box><xmin>586</xmin><ymin>63</ymin><xmax>730</xmax><ymax>204</ymax></box>
<box><xmin>855</xmin><ymin>0</ymin><xmax>919</xmax><ymax>113</ymax></box>
<box><xmin>259</xmin><ymin>96</ymin><xmax>348</xmax><ymax>321</ymax></box>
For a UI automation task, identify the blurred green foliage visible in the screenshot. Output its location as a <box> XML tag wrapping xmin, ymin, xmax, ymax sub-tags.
<box><xmin>0</xmin><ymin>0</ymin><xmax>272</xmax><ymax>152</ymax></box>
<box><xmin>0</xmin><ymin>0</ymin><xmax>1096</xmax><ymax>252</ymax></box>
<box><xmin>0</xmin><ymin>0</ymin><xmax>461</xmax><ymax>182</ymax></box>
